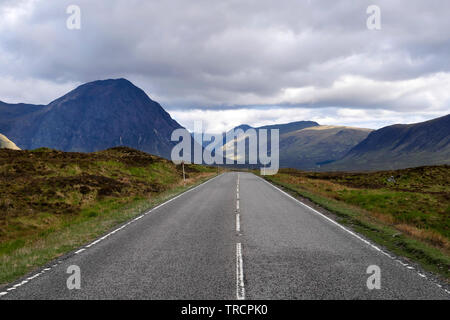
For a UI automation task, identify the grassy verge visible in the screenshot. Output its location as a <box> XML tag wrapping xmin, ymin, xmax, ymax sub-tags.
<box><xmin>0</xmin><ymin>147</ymin><xmax>218</xmax><ymax>286</ymax></box>
<box><xmin>261</xmin><ymin>167</ymin><xmax>450</xmax><ymax>281</ymax></box>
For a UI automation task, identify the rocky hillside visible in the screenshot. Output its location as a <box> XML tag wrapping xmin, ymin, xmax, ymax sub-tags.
<box><xmin>0</xmin><ymin>79</ymin><xmax>183</xmax><ymax>159</ymax></box>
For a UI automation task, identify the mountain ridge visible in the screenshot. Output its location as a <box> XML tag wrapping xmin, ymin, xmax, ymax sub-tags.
<box><xmin>0</xmin><ymin>79</ymin><xmax>183</xmax><ymax>159</ymax></box>
<box><xmin>323</xmin><ymin>114</ymin><xmax>450</xmax><ymax>171</ymax></box>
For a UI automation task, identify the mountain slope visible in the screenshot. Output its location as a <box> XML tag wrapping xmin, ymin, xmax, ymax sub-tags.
<box><xmin>258</xmin><ymin>120</ymin><xmax>319</xmax><ymax>135</ymax></box>
<box><xmin>216</xmin><ymin>121</ymin><xmax>370</xmax><ymax>170</ymax></box>
<box><xmin>325</xmin><ymin>114</ymin><xmax>450</xmax><ymax>171</ymax></box>
<box><xmin>279</xmin><ymin>125</ymin><xmax>372</xmax><ymax>170</ymax></box>
<box><xmin>218</xmin><ymin>121</ymin><xmax>319</xmax><ymax>163</ymax></box>
<box><xmin>0</xmin><ymin>101</ymin><xmax>47</xmax><ymax>149</ymax></box>
<box><xmin>0</xmin><ymin>133</ymin><xmax>20</xmax><ymax>150</ymax></box>
<box><xmin>0</xmin><ymin>79</ymin><xmax>183</xmax><ymax>159</ymax></box>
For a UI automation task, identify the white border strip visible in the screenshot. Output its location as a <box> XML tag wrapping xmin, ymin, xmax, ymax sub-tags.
<box><xmin>0</xmin><ymin>173</ymin><xmax>223</xmax><ymax>299</ymax></box>
<box><xmin>258</xmin><ymin>176</ymin><xmax>384</xmax><ymax>252</ymax></box>
<box><xmin>236</xmin><ymin>243</ymin><xmax>246</xmax><ymax>300</ymax></box>
<box><xmin>258</xmin><ymin>174</ymin><xmax>450</xmax><ymax>295</ymax></box>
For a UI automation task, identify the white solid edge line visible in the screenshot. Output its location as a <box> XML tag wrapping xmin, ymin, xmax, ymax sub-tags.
<box><xmin>258</xmin><ymin>176</ymin><xmax>383</xmax><ymax>251</ymax></box>
<box><xmin>79</xmin><ymin>173</ymin><xmax>224</xmax><ymax>251</ymax></box>
<box><xmin>258</xmin><ymin>175</ymin><xmax>450</xmax><ymax>295</ymax></box>
<box><xmin>236</xmin><ymin>243</ymin><xmax>245</xmax><ymax>300</ymax></box>
<box><xmin>0</xmin><ymin>173</ymin><xmax>224</xmax><ymax>298</ymax></box>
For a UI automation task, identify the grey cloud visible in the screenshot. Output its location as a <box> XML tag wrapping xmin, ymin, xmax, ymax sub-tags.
<box><xmin>0</xmin><ymin>0</ymin><xmax>449</xmax><ymax>118</ymax></box>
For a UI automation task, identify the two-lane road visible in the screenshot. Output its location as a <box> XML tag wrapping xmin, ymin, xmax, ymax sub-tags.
<box><xmin>2</xmin><ymin>172</ymin><xmax>449</xmax><ymax>299</ymax></box>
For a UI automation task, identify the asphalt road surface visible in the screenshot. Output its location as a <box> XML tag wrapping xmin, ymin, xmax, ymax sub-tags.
<box><xmin>2</xmin><ymin>172</ymin><xmax>449</xmax><ymax>299</ymax></box>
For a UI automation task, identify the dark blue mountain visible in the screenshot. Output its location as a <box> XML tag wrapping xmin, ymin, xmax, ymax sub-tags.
<box><xmin>324</xmin><ymin>114</ymin><xmax>450</xmax><ymax>171</ymax></box>
<box><xmin>0</xmin><ymin>79</ymin><xmax>183</xmax><ymax>159</ymax></box>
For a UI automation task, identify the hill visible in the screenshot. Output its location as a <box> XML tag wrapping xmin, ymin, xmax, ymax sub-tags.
<box><xmin>0</xmin><ymin>79</ymin><xmax>183</xmax><ymax>159</ymax></box>
<box><xmin>0</xmin><ymin>146</ymin><xmax>216</xmax><ymax>284</ymax></box>
<box><xmin>0</xmin><ymin>134</ymin><xmax>20</xmax><ymax>150</ymax></box>
<box><xmin>325</xmin><ymin>114</ymin><xmax>450</xmax><ymax>171</ymax></box>
<box><xmin>216</xmin><ymin>122</ymin><xmax>369</xmax><ymax>169</ymax></box>
<box><xmin>279</xmin><ymin>125</ymin><xmax>372</xmax><ymax>170</ymax></box>
<box><xmin>218</xmin><ymin>121</ymin><xmax>319</xmax><ymax>163</ymax></box>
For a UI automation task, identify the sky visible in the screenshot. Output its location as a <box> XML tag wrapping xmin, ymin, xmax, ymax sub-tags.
<box><xmin>0</xmin><ymin>0</ymin><xmax>449</xmax><ymax>133</ymax></box>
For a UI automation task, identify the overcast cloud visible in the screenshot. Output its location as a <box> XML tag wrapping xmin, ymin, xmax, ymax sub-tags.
<box><xmin>0</xmin><ymin>0</ymin><xmax>449</xmax><ymax>132</ymax></box>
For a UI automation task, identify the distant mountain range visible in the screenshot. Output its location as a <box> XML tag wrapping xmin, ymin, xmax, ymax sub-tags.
<box><xmin>198</xmin><ymin>116</ymin><xmax>449</xmax><ymax>171</ymax></box>
<box><xmin>214</xmin><ymin>121</ymin><xmax>320</xmax><ymax>165</ymax></box>
<box><xmin>324</xmin><ymin>114</ymin><xmax>450</xmax><ymax>171</ymax></box>
<box><xmin>0</xmin><ymin>79</ymin><xmax>182</xmax><ymax>159</ymax></box>
<box><xmin>0</xmin><ymin>78</ymin><xmax>448</xmax><ymax>171</ymax></box>
<box><xmin>280</xmin><ymin>125</ymin><xmax>372</xmax><ymax>170</ymax></box>
<box><xmin>0</xmin><ymin>133</ymin><xmax>20</xmax><ymax>150</ymax></box>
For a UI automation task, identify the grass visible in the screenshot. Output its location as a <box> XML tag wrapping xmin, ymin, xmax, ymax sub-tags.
<box><xmin>0</xmin><ymin>147</ymin><xmax>218</xmax><ymax>286</ymax></box>
<box><xmin>261</xmin><ymin>166</ymin><xmax>450</xmax><ymax>281</ymax></box>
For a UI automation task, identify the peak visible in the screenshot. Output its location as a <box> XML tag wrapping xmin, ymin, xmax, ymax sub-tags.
<box><xmin>234</xmin><ymin>124</ymin><xmax>253</xmax><ymax>130</ymax></box>
<box><xmin>302</xmin><ymin>125</ymin><xmax>373</xmax><ymax>131</ymax></box>
<box><xmin>52</xmin><ymin>78</ymin><xmax>146</xmax><ymax>104</ymax></box>
<box><xmin>83</xmin><ymin>78</ymin><xmax>134</xmax><ymax>88</ymax></box>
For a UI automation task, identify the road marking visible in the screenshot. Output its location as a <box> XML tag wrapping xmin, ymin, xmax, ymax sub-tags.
<box><xmin>258</xmin><ymin>174</ymin><xmax>450</xmax><ymax>295</ymax></box>
<box><xmin>259</xmin><ymin>176</ymin><xmax>385</xmax><ymax>251</ymax></box>
<box><xmin>236</xmin><ymin>213</ymin><xmax>241</xmax><ymax>232</ymax></box>
<box><xmin>0</xmin><ymin>173</ymin><xmax>225</xmax><ymax>299</ymax></box>
<box><xmin>236</xmin><ymin>243</ymin><xmax>245</xmax><ymax>300</ymax></box>
<box><xmin>78</xmin><ymin>173</ymin><xmax>224</xmax><ymax>253</ymax></box>
<box><xmin>236</xmin><ymin>174</ymin><xmax>240</xmax><ymax>211</ymax></box>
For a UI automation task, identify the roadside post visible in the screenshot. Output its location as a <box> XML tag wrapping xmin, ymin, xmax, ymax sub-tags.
<box><xmin>182</xmin><ymin>161</ymin><xmax>186</xmax><ymax>185</ymax></box>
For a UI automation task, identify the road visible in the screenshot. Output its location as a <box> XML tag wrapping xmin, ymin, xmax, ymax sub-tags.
<box><xmin>2</xmin><ymin>172</ymin><xmax>449</xmax><ymax>299</ymax></box>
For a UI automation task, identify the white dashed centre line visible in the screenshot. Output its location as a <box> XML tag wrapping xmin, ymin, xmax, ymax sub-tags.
<box><xmin>235</xmin><ymin>173</ymin><xmax>245</xmax><ymax>300</ymax></box>
<box><xmin>236</xmin><ymin>242</ymin><xmax>245</xmax><ymax>300</ymax></box>
<box><xmin>0</xmin><ymin>174</ymin><xmax>224</xmax><ymax>299</ymax></box>
<box><xmin>236</xmin><ymin>213</ymin><xmax>241</xmax><ymax>233</ymax></box>
<box><xmin>258</xmin><ymin>174</ymin><xmax>450</xmax><ymax>296</ymax></box>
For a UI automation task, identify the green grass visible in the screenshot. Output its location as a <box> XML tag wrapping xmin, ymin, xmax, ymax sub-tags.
<box><xmin>0</xmin><ymin>174</ymin><xmax>216</xmax><ymax>285</ymax></box>
<box><xmin>0</xmin><ymin>147</ymin><xmax>218</xmax><ymax>286</ymax></box>
<box><xmin>263</xmin><ymin>168</ymin><xmax>450</xmax><ymax>281</ymax></box>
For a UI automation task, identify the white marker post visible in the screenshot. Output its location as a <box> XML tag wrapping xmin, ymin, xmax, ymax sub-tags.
<box><xmin>182</xmin><ymin>161</ymin><xmax>186</xmax><ymax>185</ymax></box>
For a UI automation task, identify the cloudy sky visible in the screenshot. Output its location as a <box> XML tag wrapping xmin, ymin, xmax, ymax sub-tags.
<box><xmin>0</xmin><ymin>0</ymin><xmax>449</xmax><ymax>133</ymax></box>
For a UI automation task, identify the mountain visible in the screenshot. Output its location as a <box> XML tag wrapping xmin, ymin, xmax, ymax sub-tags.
<box><xmin>258</xmin><ymin>121</ymin><xmax>319</xmax><ymax>135</ymax></box>
<box><xmin>0</xmin><ymin>133</ymin><xmax>20</xmax><ymax>150</ymax></box>
<box><xmin>216</xmin><ymin>121</ymin><xmax>369</xmax><ymax>169</ymax></box>
<box><xmin>279</xmin><ymin>125</ymin><xmax>372</xmax><ymax>170</ymax></box>
<box><xmin>224</xmin><ymin>121</ymin><xmax>319</xmax><ymax>136</ymax></box>
<box><xmin>0</xmin><ymin>101</ymin><xmax>47</xmax><ymax>149</ymax></box>
<box><xmin>219</xmin><ymin>121</ymin><xmax>319</xmax><ymax>162</ymax></box>
<box><xmin>324</xmin><ymin>114</ymin><xmax>450</xmax><ymax>171</ymax></box>
<box><xmin>0</xmin><ymin>79</ymin><xmax>183</xmax><ymax>159</ymax></box>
